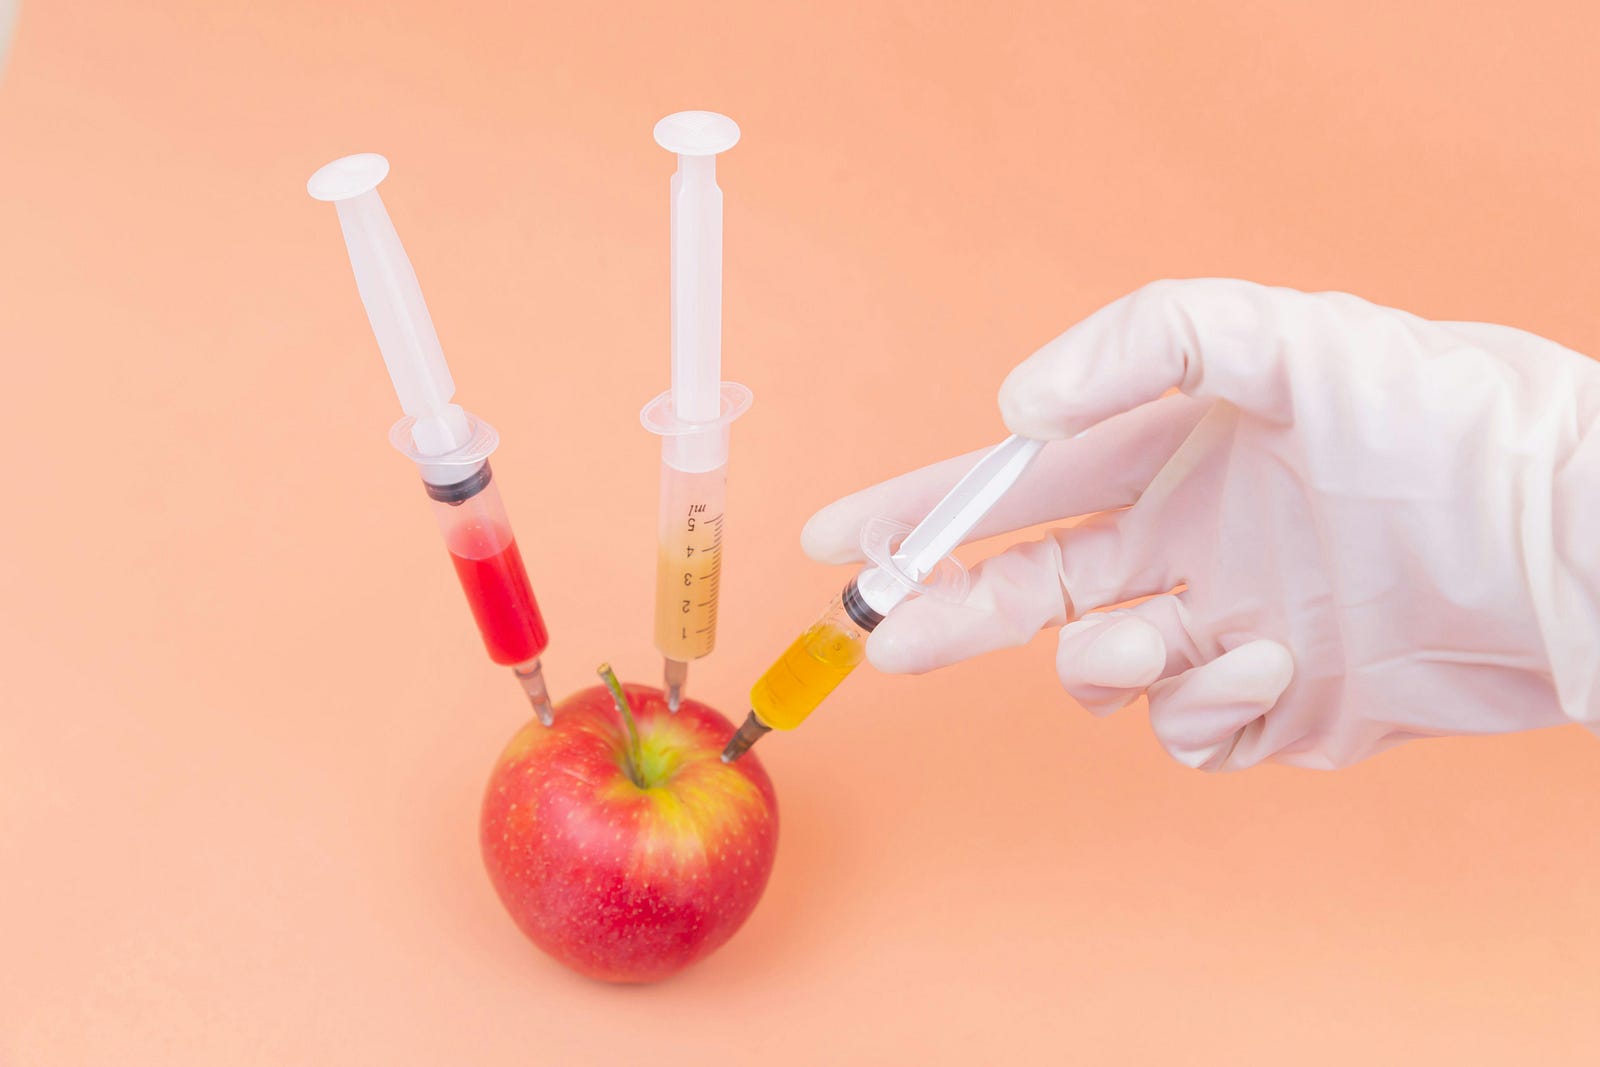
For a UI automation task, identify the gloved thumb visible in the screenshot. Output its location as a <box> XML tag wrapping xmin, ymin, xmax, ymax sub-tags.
<box><xmin>998</xmin><ymin>278</ymin><xmax>1299</xmax><ymax>439</ymax></box>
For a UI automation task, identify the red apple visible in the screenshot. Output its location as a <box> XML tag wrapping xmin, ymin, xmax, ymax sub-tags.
<box><xmin>480</xmin><ymin>683</ymin><xmax>779</xmax><ymax>983</ymax></box>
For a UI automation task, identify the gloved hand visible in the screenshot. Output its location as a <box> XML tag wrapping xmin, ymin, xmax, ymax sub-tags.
<box><xmin>803</xmin><ymin>279</ymin><xmax>1600</xmax><ymax>770</ymax></box>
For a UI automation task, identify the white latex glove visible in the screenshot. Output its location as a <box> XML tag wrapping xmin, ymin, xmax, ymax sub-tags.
<box><xmin>803</xmin><ymin>279</ymin><xmax>1600</xmax><ymax>770</ymax></box>
<box><xmin>0</xmin><ymin>2</ymin><xmax>16</xmax><ymax>77</ymax></box>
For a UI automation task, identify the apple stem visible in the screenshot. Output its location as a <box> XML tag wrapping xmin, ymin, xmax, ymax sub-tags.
<box><xmin>597</xmin><ymin>662</ymin><xmax>645</xmax><ymax>788</ymax></box>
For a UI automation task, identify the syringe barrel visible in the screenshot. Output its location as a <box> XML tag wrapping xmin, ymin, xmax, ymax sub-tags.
<box><xmin>653</xmin><ymin>460</ymin><xmax>729</xmax><ymax>663</ymax></box>
<box><xmin>748</xmin><ymin>583</ymin><xmax>875</xmax><ymax>732</ymax></box>
<box><xmin>660</xmin><ymin>420</ymin><xmax>730</xmax><ymax>474</ymax></box>
<box><xmin>424</xmin><ymin>466</ymin><xmax>549</xmax><ymax>667</ymax></box>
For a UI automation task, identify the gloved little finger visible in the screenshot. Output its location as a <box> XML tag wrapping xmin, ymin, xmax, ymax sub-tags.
<box><xmin>1145</xmin><ymin>639</ymin><xmax>1294</xmax><ymax>771</ymax></box>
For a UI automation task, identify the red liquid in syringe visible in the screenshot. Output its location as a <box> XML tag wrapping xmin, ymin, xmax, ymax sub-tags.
<box><xmin>447</xmin><ymin>525</ymin><xmax>550</xmax><ymax>666</ymax></box>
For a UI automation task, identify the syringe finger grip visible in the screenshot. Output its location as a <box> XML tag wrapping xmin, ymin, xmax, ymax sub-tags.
<box><xmin>640</xmin><ymin>381</ymin><xmax>752</xmax><ymax>474</ymax></box>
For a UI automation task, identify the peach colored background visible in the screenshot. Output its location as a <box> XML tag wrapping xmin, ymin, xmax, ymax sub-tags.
<box><xmin>4</xmin><ymin>1</ymin><xmax>1599</xmax><ymax>1063</ymax></box>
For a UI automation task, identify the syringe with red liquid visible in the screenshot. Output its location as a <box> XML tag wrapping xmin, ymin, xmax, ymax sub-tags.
<box><xmin>309</xmin><ymin>153</ymin><xmax>555</xmax><ymax>724</ymax></box>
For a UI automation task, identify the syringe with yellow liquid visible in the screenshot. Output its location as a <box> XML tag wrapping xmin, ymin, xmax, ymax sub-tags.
<box><xmin>641</xmin><ymin>111</ymin><xmax>751</xmax><ymax>710</ymax></box>
<box><xmin>723</xmin><ymin>434</ymin><xmax>1047</xmax><ymax>762</ymax></box>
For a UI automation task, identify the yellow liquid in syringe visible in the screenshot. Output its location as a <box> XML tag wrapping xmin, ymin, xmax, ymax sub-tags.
<box><xmin>749</xmin><ymin>615</ymin><xmax>867</xmax><ymax>731</ymax></box>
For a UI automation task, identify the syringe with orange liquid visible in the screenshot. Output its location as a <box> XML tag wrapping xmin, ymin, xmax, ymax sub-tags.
<box><xmin>641</xmin><ymin>112</ymin><xmax>751</xmax><ymax>710</ymax></box>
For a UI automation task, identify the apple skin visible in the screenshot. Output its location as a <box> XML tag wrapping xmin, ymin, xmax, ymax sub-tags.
<box><xmin>480</xmin><ymin>683</ymin><xmax>779</xmax><ymax>983</ymax></box>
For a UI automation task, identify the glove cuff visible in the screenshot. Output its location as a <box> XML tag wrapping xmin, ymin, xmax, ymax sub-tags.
<box><xmin>1542</xmin><ymin>376</ymin><xmax>1600</xmax><ymax>728</ymax></box>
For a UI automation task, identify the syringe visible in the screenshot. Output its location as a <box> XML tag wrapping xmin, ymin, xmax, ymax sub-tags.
<box><xmin>309</xmin><ymin>154</ymin><xmax>555</xmax><ymax>725</ymax></box>
<box><xmin>721</xmin><ymin>435</ymin><xmax>1046</xmax><ymax>762</ymax></box>
<box><xmin>642</xmin><ymin>112</ymin><xmax>751</xmax><ymax>711</ymax></box>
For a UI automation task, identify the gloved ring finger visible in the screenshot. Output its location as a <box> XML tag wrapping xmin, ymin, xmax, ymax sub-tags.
<box><xmin>1055</xmin><ymin>594</ymin><xmax>1199</xmax><ymax>716</ymax></box>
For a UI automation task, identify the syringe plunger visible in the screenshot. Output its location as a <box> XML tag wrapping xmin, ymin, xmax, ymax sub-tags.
<box><xmin>308</xmin><ymin>153</ymin><xmax>470</xmax><ymax>462</ymax></box>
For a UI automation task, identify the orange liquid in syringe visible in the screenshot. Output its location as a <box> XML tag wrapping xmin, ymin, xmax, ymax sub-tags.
<box><xmin>653</xmin><ymin>466</ymin><xmax>726</xmax><ymax>662</ymax></box>
<box><xmin>654</xmin><ymin>538</ymin><xmax>723</xmax><ymax>659</ymax></box>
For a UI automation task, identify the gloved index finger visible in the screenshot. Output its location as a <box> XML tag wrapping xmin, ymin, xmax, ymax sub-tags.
<box><xmin>999</xmin><ymin>277</ymin><xmax>1311</xmax><ymax>440</ymax></box>
<box><xmin>800</xmin><ymin>393</ymin><xmax>1207</xmax><ymax>565</ymax></box>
